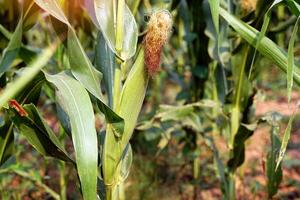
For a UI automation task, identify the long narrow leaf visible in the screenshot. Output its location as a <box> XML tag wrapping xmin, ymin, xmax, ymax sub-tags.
<box><xmin>276</xmin><ymin>113</ymin><xmax>296</xmax><ymax>170</ymax></box>
<box><xmin>118</xmin><ymin>49</ymin><xmax>149</xmax><ymax>151</ymax></box>
<box><xmin>208</xmin><ymin>0</ymin><xmax>219</xmax><ymax>34</ymax></box>
<box><xmin>34</xmin><ymin>0</ymin><xmax>69</xmax><ymax>25</ymax></box>
<box><xmin>34</xmin><ymin>0</ymin><xmax>124</xmax><ymax>134</ymax></box>
<box><xmin>85</xmin><ymin>0</ymin><xmax>138</xmax><ymax>60</ymax></box>
<box><xmin>287</xmin><ymin>17</ymin><xmax>300</xmax><ymax>102</ymax></box>
<box><xmin>249</xmin><ymin>0</ymin><xmax>283</xmax><ymax>79</ymax></box>
<box><xmin>9</xmin><ymin>104</ymin><xmax>73</xmax><ymax>163</ymax></box>
<box><xmin>204</xmin><ymin>136</ymin><xmax>229</xmax><ymax>199</ymax></box>
<box><xmin>0</xmin><ymin>43</ymin><xmax>57</xmax><ymax>109</ymax></box>
<box><xmin>285</xmin><ymin>0</ymin><xmax>300</xmax><ymax>16</ymax></box>
<box><xmin>0</xmin><ymin>19</ymin><xmax>22</xmax><ymax>76</ymax></box>
<box><xmin>267</xmin><ymin>122</ymin><xmax>282</xmax><ymax>198</ymax></box>
<box><xmin>95</xmin><ymin>32</ymin><xmax>115</xmax><ymax>107</ymax></box>
<box><xmin>46</xmin><ymin>72</ymin><xmax>98</xmax><ymax>200</ymax></box>
<box><xmin>0</xmin><ymin>1</ymin><xmax>39</xmax><ymax>76</ymax></box>
<box><xmin>0</xmin><ymin>72</ymin><xmax>46</xmax><ymax>165</ymax></box>
<box><xmin>34</xmin><ymin>0</ymin><xmax>102</xmax><ymax>100</ymax></box>
<box><xmin>66</xmin><ymin>30</ymin><xmax>103</xmax><ymax>100</ymax></box>
<box><xmin>0</xmin><ymin>121</ymin><xmax>14</xmax><ymax>166</ymax></box>
<box><xmin>219</xmin><ymin>8</ymin><xmax>300</xmax><ymax>85</ymax></box>
<box><xmin>103</xmin><ymin>49</ymin><xmax>148</xmax><ymax>192</ymax></box>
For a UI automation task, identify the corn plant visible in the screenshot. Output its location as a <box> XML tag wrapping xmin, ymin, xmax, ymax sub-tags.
<box><xmin>138</xmin><ymin>0</ymin><xmax>299</xmax><ymax>199</ymax></box>
<box><xmin>0</xmin><ymin>0</ymin><xmax>299</xmax><ymax>199</ymax></box>
<box><xmin>0</xmin><ymin>0</ymin><xmax>172</xmax><ymax>199</ymax></box>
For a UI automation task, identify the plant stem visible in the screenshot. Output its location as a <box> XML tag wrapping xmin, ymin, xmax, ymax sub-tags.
<box><xmin>118</xmin><ymin>182</ymin><xmax>126</xmax><ymax>200</ymax></box>
<box><xmin>105</xmin><ymin>1</ymin><xmax>127</xmax><ymax>199</ymax></box>
<box><xmin>58</xmin><ymin>128</ymin><xmax>67</xmax><ymax>200</ymax></box>
<box><xmin>229</xmin><ymin>47</ymin><xmax>250</xmax><ymax>200</ymax></box>
<box><xmin>116</xmin><ymin>0</ymin><xmax>124</xmax><ymax>54</ymax></box>
<box><xmin>228</xmin><ymin>172</ymin><xmax>236</xmax><ymax>200</ymax></box>
<box><xmin>212</xmin><ymin>62</ymin><xmax>219</xmax><ymax>134</ymax></box>
<box><xmin>105</xmin><ymin>185</ymin><xmax>118</xmax><ymax>200</ymax></box>
<box><xmin>106</xmin><ymin>187</ymin><xmax>113</xmax><ymax>200</ymax></box>
<box><xmin>114</xmin><ymin>0</ymin><xmax>125</xmax><ymax>110</ymax></box>
<box><xmin>230</xmin><ymin>46</ymin><xmax>249</xmax><ymax>148</ymax></box>
<box><xmin>113</xmin><ymin>65</ymin><xmax>122</xmax><ymax>111</ymax></box>
<box><xmin>0</xmin><ymin>24</ymin><xmax>12</xmax><ymax>39</ymax></box>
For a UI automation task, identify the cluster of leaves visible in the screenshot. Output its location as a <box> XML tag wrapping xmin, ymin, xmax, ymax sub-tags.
<box><xmin>0</xmin><ymin>0</ymin><xmax>299</xmax><ymax>199</ymax></box>
<box><xmin>137</xmin><ymin>0</ymin><xmax>300</xmax><ymax>199</ymax></box>
<box><xmin>0</xmin><ymin>0</ymin><xmax>146</xmax><ymax>199</ymax></box>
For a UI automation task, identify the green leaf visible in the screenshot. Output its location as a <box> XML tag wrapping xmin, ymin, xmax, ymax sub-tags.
<box><xmin>138</xmin><ymin>100</ymin><xmax>219</xmax><ymax>139</ymax></box>
<box><xmin>0</xmin><ymin>1</ymin><xmax>39</xmax><ymax>76</ymax></box>
<box><xmin>35</xmin><ymin>0</ymin><xmax>124</xmax><ymax>135</ymax></box>
<box><xmin>34</xmin><ymin>0</ymin><xmax>69</xmax><ymax>25</ymax></box>
<box><xmin>275</xmin><ymin>113</ymin><xmax>295</xmax><ymax>170</ymax></box>
<box><xmin>0</xmin><ymin>19</ymin><xmax>22</xmax><ymax>76</ymax></box>
<box><xmin>19</xmin><ymin>46</ymin><xmax>38</xmax><ymax>65</ymax></box>
<box><xmin>68</xmin><ymin>26</ymin><xmax>124</xmax><ymax>135</ymax></box>
<box><xmin>230</xmin><ymin>46</ymin><xmax>252</xmax><ymax>147</ymax></box>
<box><xmin>0</xmin><ymin>43</ymin><xmax>57</xmax><ymax>109</ymax></box>
<box><xmin>34</xmin><ymin>0</ymin><xmax>102</xmax><ymax>100</ymax></box>
<box><xmin>85</xmin><ymin>0</ymin><xmax>138</xmax><ymax>60</ymax></box>
<box><xmin>208</xmin><ymin>0</ymin><xmax>219</xmax><ymax>34</ymax></box>
<box><xmin>95</xmin><ymin>31</ymin><xmax>115</xmax><ymax>107</ymax></box>
<box><xmin>9</xmin><ymin>104</ymin><xmax>72</xmax><ymax>163</ymax></box>
<box><xmin>219</xmin><ymin>8</ymin><xmax>300</xmax><ymax>85</ymax></box>
<box><xmin>0</xmin><ymin>120</ymin><xmax>14</xmax><ymax>166</ymax></box>
<box><xmin>66</xmin><ymin>29</ymin><xmax>103</xmax><ymax>100</ymax></box>
<box><xmin>103</xmin><ymin>49</ymin><xmax>148</xmax><ymax>188</ymax></box>
<box><xmin>0</xmin><ymin>24</ymin><xmax>12</xmax><ymax>39</ymax></box>
<box><xmin>204</xmin><ymin>136</ymin><xmax>229</xmax><ymax>199</ymax></box>
<box><xmin>228</xmin><ymin>123</ymin><xmax>256</xmax><ymax>171</ymax></box>
<box><xmin>204</xmin><ymin>2</ymin><xmax>228</xmax><ymax>102</ymax></box>
<box><xmin>285</xmin><ymin>0</ymin><xmax>300</xmax><ymax>16</ymax></box>
<box><xmin>0</xmin><ymin>71</ymin><xmax>45</xmax><ymax>166</ymax></box>
<box><xmin>119</xmin><ymin>143</ymin><xmax>133</xmax><ymax>182</ymax></box>
<box><xmin>68</xmin><ymin>24</ymin><xmax>124</xmax><ymax>135</ymax></box>
<box><xmin>157</xmin><ymin>104</ymin><xmax>195</xmax><ymax>121</ymax></box>
<box><xmin>118</xmin><ymin>49</ymin><xmax>149</xmax><ymax>151</ymax></box>
<box><xmin>287</xmin><ymin>17</ymin><xmax>300</xmax><ymax>102</ymax></box>
<box><xmin>15</xmin><ymin>72</ymin><xmax>45</xmax><ymax>104</ymax></box>
<box><xmin>56</xmin><ymin>103</ymin><xmax>71</xmax><ymax>136</ymax></box>
<box><xmin>249</xmin><ymin>0</ymin><xmax>283</xmax><ymax>79</ymax></box>
<box><xmin>46</xmin><ymin>72</ymin><xmax>98</xmax><ymax>200</ymax></box>
<box><xmin>155</xmin><ymin>100</ymin><xmax>218</xmax><ymax>122</ymax></box>
<box><xmin>0</xmin><ymin>24</ymin><xmax>39</xmax><ymax>65</ymax></box>
<box><xmin>266</xmin><ymin>121</ymin><xmax>282</xmax><ymax>198</ymax></box>
<box><xmin>228</xmin><ymin>93</ymin><xmax>256</xmax><ymax>171</ymax></box>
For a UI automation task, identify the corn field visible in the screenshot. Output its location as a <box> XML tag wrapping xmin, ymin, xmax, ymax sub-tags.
<box><xmin>0</xmin><ymin>0</ymin><xmax>300</xmax><ymax>199</ymax></box>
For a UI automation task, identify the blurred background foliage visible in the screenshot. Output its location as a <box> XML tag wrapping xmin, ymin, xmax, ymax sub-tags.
<box><xmin>0</xmin><ymin>0</ymin><xmax>300</xmax><ymax>199</ymax></box>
